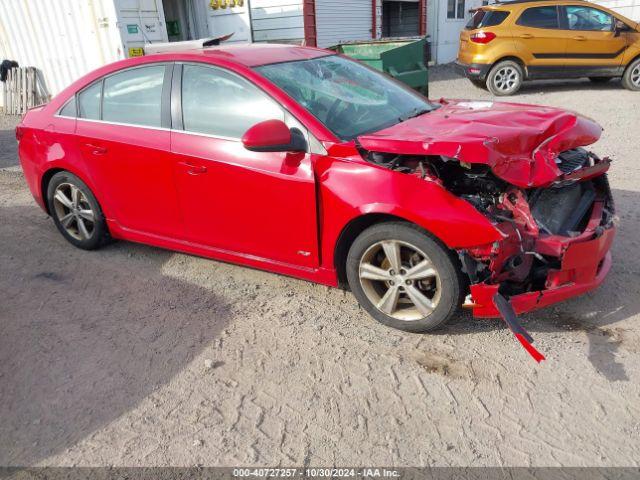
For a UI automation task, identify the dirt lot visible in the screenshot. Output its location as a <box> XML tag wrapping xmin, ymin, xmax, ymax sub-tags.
<box><xmin>2</xmin><ymin>68</ymin><xmax>640</xmax><ymax>467</ymax></box>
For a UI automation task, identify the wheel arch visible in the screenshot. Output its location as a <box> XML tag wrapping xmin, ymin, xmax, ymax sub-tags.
<box><xmin>40</xmin><ymin>167</ymin><xmax>106</xmax><ymax>217</ymax></box>
<box><xmin>490</xmin><ymin>55</ymin><xmax>527</xmax><ymax>78</ymax></box>
<box><xmin>333</xmin><ymin>213</ymin><xmax>453</xmax><ymax>289</ymax></box>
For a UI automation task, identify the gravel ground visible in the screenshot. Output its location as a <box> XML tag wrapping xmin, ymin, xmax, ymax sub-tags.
<box><xmin>1</xmin><ymin>67</ymin><xmax>640</xmax><ymax>467</ymax></box>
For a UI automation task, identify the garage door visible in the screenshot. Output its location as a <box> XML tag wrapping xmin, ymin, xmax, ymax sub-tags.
<box><xmin>315</xmin><ymin>0</ymin><xmax>372</xmax><ymax>48</ymax></box>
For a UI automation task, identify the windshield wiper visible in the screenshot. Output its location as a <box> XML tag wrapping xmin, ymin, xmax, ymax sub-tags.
<box><xmin>398</xmin><ymin>107</ymin><xmax>432</xmax><ymax>123</ymax></box>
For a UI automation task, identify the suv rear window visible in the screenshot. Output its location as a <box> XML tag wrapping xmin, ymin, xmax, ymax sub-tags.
<box><xmin>466</xmin><ymin>9</ymin><xmax>510</xmax><ymax>29</ymax></box>
<box><xmin>517</xmin><ymin>6</ymin><xmax>559</xmax><ymax>29</ymax></box>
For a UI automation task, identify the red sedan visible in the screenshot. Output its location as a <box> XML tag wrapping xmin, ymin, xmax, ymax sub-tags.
<box><xmin>16</xmin><ymin>44</ymin><xmax>615</xmax><ymax>342</ymax></box>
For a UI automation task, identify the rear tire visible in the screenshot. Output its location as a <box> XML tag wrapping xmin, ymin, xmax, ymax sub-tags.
<box><xmin>589</xmin><ymin>77</ymin><xmax>613</xmax><ymax>83</ymax></box>
<box><xmin>622</xmin><ymin>58</ymin><xmax>640</xmax><ymax>91</ymax></box>
<box><xmin>346</xmin><ymin>222</ymin><xmax>464</xmax><ymax>333</ymax></box>
<box><xmin>486</xmin><ymin>60</ymin><xmax>523</xmax><ymax>96</ymax></box>
<box><xmin>46</xmin><ymin>171</ymin><xmax>110</xmax><ymax>250</ymax></box>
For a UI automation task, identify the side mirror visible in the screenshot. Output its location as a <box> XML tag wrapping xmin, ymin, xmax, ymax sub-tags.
<box><xmin>614</xmin><ymin>20</ymin><xmax>626</xmax><ymax>36</ymax></box>
<box><xmin>242</xmin><ymin>119</ymin><xmax>307</xmax><ymax>153</ymax></box>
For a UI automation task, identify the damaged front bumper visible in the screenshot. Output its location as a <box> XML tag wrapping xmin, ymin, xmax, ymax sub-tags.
<box><xmin>461</xmin><ymin>153</ymin><xmax>616</xmax><ymax>319</ymax></box>
<box><xmin>469</xmin><ymin>232</ymin><xmax>614</xmax><ymax>318</ymax></box>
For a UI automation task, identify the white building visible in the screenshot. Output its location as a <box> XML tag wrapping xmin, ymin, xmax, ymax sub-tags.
<box><xmin>0</xmin><ymin>0</ymin><xmax>638</xmax><ymax>100</ymax></box>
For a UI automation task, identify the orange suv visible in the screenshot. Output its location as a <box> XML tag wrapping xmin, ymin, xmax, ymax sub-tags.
<box><xmin>456</xmin><ymin>0</ymin><xmax>640</xmax><ymax>95</ymax></box>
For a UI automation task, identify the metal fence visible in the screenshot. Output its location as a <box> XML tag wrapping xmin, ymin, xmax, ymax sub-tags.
<box><xmin>2</xmin><ymin>67</ymin><xmax>50</xmax><ymax>115</ymax></box>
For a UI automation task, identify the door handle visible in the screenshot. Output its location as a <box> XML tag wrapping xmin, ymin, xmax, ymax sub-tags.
<box><xmin>520</xmin><ymin>33</ymin><xmax>534</xmax><ymax>39</ymax></box>
<box><xmin>84</xmin><ymin>143</ymin><xmax>107</xmax><ymax>155</ymax></box>
<box><xmin>178</xmin><ymin>161</ymin><xmax>207</xmax><ymax>175</ymax></box>
<box><xmin>573</xmin><ymin>35</ymin><xmax>587</xmax><ymax>41</ymax></box>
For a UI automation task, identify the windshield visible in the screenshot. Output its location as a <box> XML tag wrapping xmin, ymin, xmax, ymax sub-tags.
<box><xmin>255</xmin><ymin>55</ymin><xmax>437</xmax><ymax>140</ymax></box>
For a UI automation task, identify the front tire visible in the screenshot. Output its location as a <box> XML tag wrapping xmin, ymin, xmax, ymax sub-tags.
<box><xmin>46</xmin><ymin>171</ymin><xmax>109</xmax><ymax>250</ymax></box>
<box><xmin>346</xmin><ymin>222</ymin><xmax>464</xmax><ymax>333</ymax></box>
<box><xmin>622</xmin><ymin>58</ymin><xmax>640</xmax><ymax>91</ymax></box>
<box><xmin>486</xmin><ymin>60</ymin><xmax>523</xmax><ymax>96</ymax></box>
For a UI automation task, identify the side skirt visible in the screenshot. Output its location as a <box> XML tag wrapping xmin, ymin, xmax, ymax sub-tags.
<box><xmin>106</xmin><ymin>219</ymin><xmax>340</xmax><ymax>287</ymax></box>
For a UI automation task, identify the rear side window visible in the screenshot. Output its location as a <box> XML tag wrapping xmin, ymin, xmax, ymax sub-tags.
<box><xmin>78</xmin><ymin>82</ymin><xmax>102</xmax><ymax>120</ymax></box>
<box><xmin>517</xmin><ymin>6</ymin><xmax>559</xmax><ymax>29</ymax></box>
<box><xmin>102</xmin><ymin>65</ymin><xmax>165</xmax><ymax>128</ymax></box>
<box><xmin>181</xmin><ymin>64</ymin><xmax>283</xmax><ymax>139</ymax></box>
<box><xmin>466</xmin><ymin>9</ymin><xmax>509</xmax><ymax>29</ymax></box>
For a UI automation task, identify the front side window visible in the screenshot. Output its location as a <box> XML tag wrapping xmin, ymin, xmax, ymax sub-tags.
<box><xmin>256</xmin><ymin>55</ymin><xmax>438</xmax><ymax>141</ymax></box>
<box><xmin>181</xmin><ymin>64</ymin><xmax>284</xmax><ymax>139</ymax></box>
<box><xmin>78</xmin><ymin>81</ymin><xmax>102</xmax><ymax>120</ymax></box>
<box><xmin>517</xmin><ymin>6</ymin><xmax>559</xmax><ymax>29</ymax></box>
<box><xmin>566</xmin><ymin>6</ymin><xmax>613</xmax><ymax>31</ymax></box>
<box><xmin>102</xmin><ymin>65</ymin><xmax>165</xmax><ymax>127</ymax></box>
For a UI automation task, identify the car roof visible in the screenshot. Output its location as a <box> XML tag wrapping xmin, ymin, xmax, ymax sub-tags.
<box><xmin>485</xmin><ymin>0</ymin><xmax>594</xmax><ymax>9</ymax></box>
<box><xmin>155</xmin><ymin>43</ymin><xmax>333</xmax><ymax>68</ymax></box>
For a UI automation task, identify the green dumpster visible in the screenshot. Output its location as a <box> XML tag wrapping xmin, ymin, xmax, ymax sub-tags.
<box><xmin>330</xmin><ymin>37</ymin><xmax>430</xmax><ymax>96</ymax></box>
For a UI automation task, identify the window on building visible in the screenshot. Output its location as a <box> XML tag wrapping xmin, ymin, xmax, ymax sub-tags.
<box><xmin>102</xmin><ymin>65</ymin><xmax>165</xmax><ymax>128</ymax></box>
<box><xmin>517</xmin><ymin>6</ymin><xmax>559</xmax><ymax>29</ymax></box>
<box><xmin>565</xmin><ymin>6</ymin><xmax>613</xmax><ymax>31</ymax></box>
<box><xmin>181</xmin><ymin>64</ymin><xmax>283</xmax><ymax>139</ymax></box>
<box><xmin>78</xmin><ymin>81</ymin><xmax>102</xmax><ymax>120</ymax></box>
<box><xmin>447</xmin><ymin>0</ymin><xmax>466</xmax><ymax>20</ymax></box>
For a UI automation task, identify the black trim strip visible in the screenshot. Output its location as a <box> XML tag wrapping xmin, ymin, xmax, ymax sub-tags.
<box><xmin>160</xmin><ymin>64</ymin><xmax>173</xmax><ymax>130</ymax></box>
<box><xmin>533</xmin><ymin>46</ymin><xmax>628</xmax><ymax>59</ymax></box>
<box><xmin>170</xmin><ymin>63</ymin><xmax>183</xmax><ymax>131</ymax></box>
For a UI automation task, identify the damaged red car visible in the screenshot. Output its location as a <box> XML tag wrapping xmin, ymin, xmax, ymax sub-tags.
<box><xmin>17</xmin><ymin>45</ymin><xmax>615</xmax><ymax>354</ymax></box>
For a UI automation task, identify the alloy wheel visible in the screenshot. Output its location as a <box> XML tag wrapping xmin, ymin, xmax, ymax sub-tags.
<box><xmin>632</xmin><ymin>64</ymin><xmax>640</xmax><ymax>88</ymax></box>
<box><xmin>52</xmin><ymin>183</ymin><xmax>96</xmax><ymax>241</ymax></box>
<box><xmin>358</xmin><ymin>240</ymin><xmax>441</xmax><ymax>321</ymax></box>
<box><xmin>493</xmin><ymin>66</ymin><xmax>519</xmax><ymax>93</ymax></box>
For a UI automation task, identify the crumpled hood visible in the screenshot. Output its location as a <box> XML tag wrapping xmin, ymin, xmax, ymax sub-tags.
<box><xmin>357</xmin><ymin>99</ymin><xmax>603</xmax><ymax>188</ymax></box>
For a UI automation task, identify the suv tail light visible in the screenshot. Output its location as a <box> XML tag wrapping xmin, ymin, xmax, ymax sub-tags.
<box><xmin>470</xmin><ymin>31</ymin><xmax>496</xmax><ymax>44</ymax></box>
<box><xmin>15</xmin><ymin>125</ymin><xmax>24</xmax><ymax>142</ymax></box>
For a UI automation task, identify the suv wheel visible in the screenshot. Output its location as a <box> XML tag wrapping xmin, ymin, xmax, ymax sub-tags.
<box><xmin>486</xmin><ymin>60</ymin><xmax>523</xmax><ymax>96</ymax></box>
<box><xmin>47</xmin><ymin>171</ymin><xmax>110</xmax><ymax>250</ymax></box>
<box><xmin>346</xmin><ymin>222</ymin><xmax>464</xmax><ymax>333</ymax></box>
<box><xmin>622</xmin><ymin>58</ymin><xmax>640</xmax><ymax>91</ymax></box>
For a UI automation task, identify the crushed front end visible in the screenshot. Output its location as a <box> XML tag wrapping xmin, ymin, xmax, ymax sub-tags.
<box><xmin>458</xmin><ymin>148</ymin><xmax>616</xmax><ymax>318</ymax></box>
<box><xmin>362</xmin><ymin>147</ymin><xmax>616</xmax><ymax>319</ymax></box>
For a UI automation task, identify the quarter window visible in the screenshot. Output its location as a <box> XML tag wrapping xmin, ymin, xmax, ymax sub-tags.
<box><xmin>181</xmin><ymin>64</ymin><xmax>283</xmax><ymax>139</ymax></box>
<box><xmin>566</xmin><ymin>6</ymin><xmax>613</xmax><ymax>31</ymax></box>
<box><xmin>517</xmin><ymin>6</ymin><xmax>559</xmax><ymax>29</ymax></box>
<box><xmin>59</xmin><ymin>96</ymin><xmax>77</xmax><ymax>117</ymax></box>
<box><xmin>78</xmin><ymin>81</ymin><xmax>102</xmax><ymax>120</ymax></box>
<box><xmin>102</xmin><ymin>65</ymin><xmax>165</xmax><ymax>127</ymax></box>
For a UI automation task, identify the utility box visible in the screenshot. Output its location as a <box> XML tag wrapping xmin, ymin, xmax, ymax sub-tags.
<box><xmin>331</xmin><ymin>37</ymin><xmax>430</xmax><ymax>96</ymax></box>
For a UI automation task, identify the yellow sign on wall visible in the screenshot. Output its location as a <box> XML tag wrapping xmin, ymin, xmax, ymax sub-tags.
<box><xmin>128</xmin><ymin>47</ymin><xmax>144</xmax><ymax>57</ymax></box>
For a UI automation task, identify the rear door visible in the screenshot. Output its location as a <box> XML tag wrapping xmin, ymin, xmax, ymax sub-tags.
<box><xmin>513</xmin><ymin>5</ymin><xmax>569</xmax><ymax>76</ymax></box>
<box><xmin>562</xmin><ymin>5</ymin><xmax>628</xmax><ymax>75</ymax></box>
<box><xmin>75</xmin><ymin>64</ymin><xmax>183</xmax><ymax>238</ymax></box>
<box><xmin>170</xmin><ymin>63</ymin><xmax>319</xmax><ymax>268</ymax></box>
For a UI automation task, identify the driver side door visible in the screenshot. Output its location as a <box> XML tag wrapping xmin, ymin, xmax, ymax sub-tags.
<box><xmin>170</xmin><ymin>63</ymin><xmax>319</xmax><ymax>268</ymax></box>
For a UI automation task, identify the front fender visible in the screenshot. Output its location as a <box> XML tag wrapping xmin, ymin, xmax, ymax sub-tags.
<box><xmin>317</xmin><ymin>156</ymin><xmax>502</xmax><ymax>271</ymax></box>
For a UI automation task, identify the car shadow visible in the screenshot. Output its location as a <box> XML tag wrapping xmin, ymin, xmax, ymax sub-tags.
<box><xmin>0</xmin><ymin>128</ymin><xmax>19</xmax><ymax>169</ymax></box>
<box><xmin>430</xmin><ymin>62</ymin><xmax>627</xmax><ymax>95</ymax></box>
<box><xmin>0</xmin><ymin>203</ymin><xmax>232</xmax><ymax>466</ymax></box>
<box><xmin>434</xmin><ymin>188</ymin><xmax>639</xmax><ymax>382</ymax></box>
